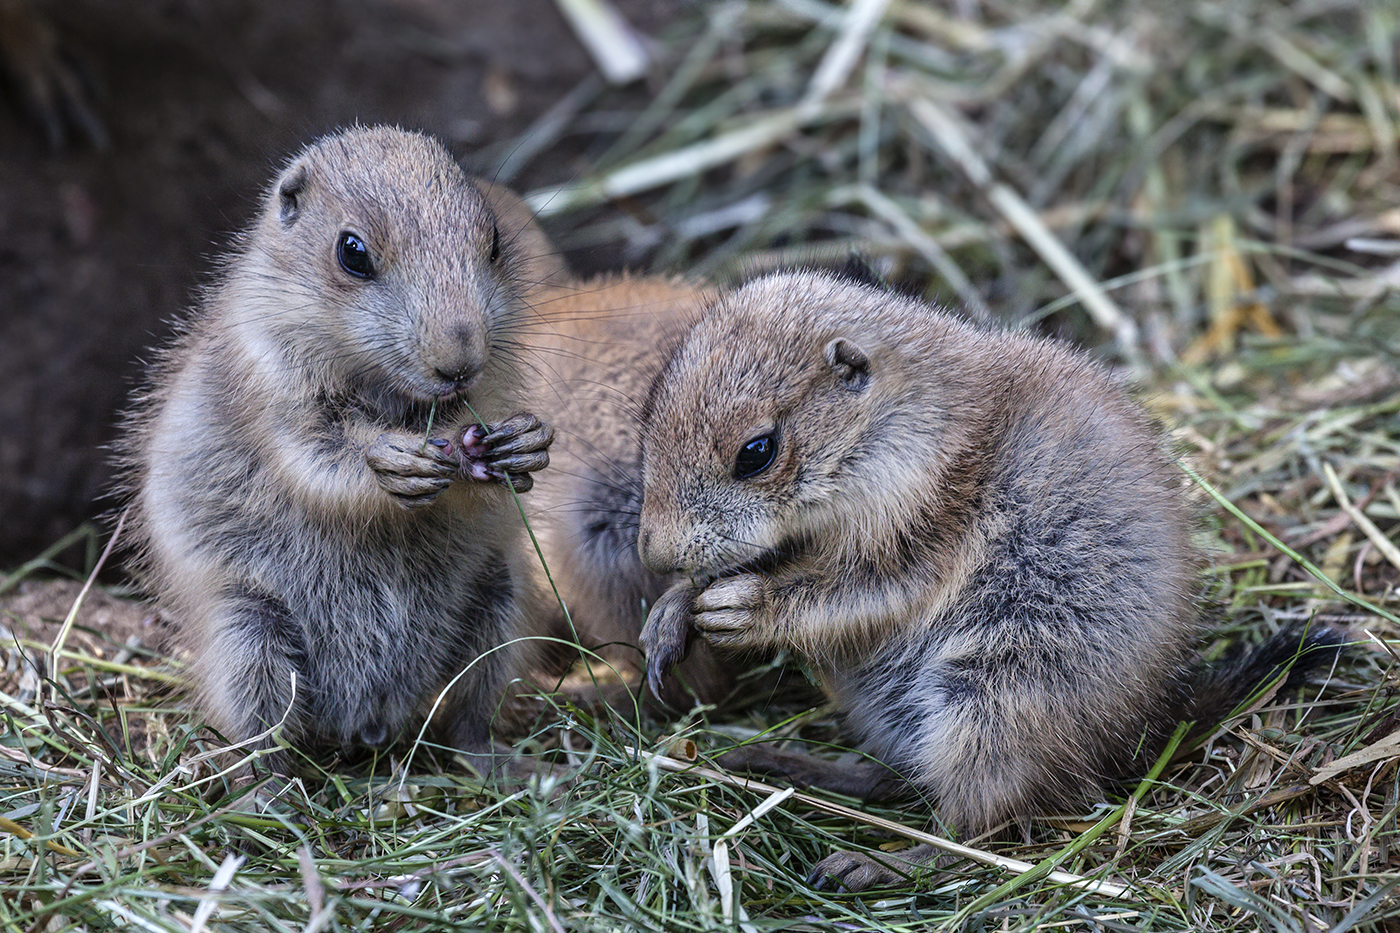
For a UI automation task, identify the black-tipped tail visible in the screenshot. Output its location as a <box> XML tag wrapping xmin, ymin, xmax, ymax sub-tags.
<box><xmin>1187</xmin><ymin>623</ymin><xmax>1346</xmax><ymax>728</ymax></box>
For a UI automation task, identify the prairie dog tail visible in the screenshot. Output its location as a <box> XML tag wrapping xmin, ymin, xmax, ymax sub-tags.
<box><xmin>1186</xmin><ymin>623</ymin><xmax>1346</xmax><ymax>729</ymax></box>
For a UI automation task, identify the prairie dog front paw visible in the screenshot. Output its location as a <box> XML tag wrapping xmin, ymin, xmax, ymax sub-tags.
<box><xmin>640</xmin><ymin>582</ymin><xmax>700</xmax><ymax>700</ymax></box>
<box><xmin>692</xmin><ymin>574</ymin><xmax>770</xmax><ymax>649</ymax></box>
<box><xmin>459</xmin><ymin>413</ymin><xmax>554</xmax><ymax>492</ymax></box>
<box><xmin>366</xmin><ymin>432</ymin><xmax>458</xmax><ymax>507</ymax></box>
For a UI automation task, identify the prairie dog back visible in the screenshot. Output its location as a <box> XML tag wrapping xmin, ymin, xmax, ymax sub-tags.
<box><xmin>119</xmin><ymin>126</ymin><xmax>559</xmax><ymax>771</ymax></box>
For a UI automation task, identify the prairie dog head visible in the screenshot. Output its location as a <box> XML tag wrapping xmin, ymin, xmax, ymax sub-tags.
<box><xmin>638</xmin><ymin>270</ymin><xmax>985</xmax><ymax>578</ymax></box>
<box><xmin>229</xmin><ymin>125</ymin><xmax>528</xmax><ymax>419</ymax></box>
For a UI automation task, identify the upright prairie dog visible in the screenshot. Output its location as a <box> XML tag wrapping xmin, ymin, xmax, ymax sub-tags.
<box><xmin>639</xmin><ymin>269</ymin><xmax>1339</xmax><ymax>889</ymax></box>
<box><xmin>518</xmin><ymin>275</ymin><xmax>744</xmax><ymax>705</ymax></box>
<box><xmin>118</xmin><ymin>126</ymin><xmax>561</xmax><ymax>774</ymax></box>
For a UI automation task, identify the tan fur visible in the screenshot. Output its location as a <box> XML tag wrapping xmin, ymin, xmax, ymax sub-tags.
<box><xmin>516</xmin><ymin>274</ymin><xmax>746</xmax><ymax>704</ymax></box>
<box><xmin>637</xmin><ymin>270</ymin><xmax>1246</xmax><ymax>888</ymax></box>
<box><xmin>116</xmin><ymin>126</ymin><xmax>562</xmax><ymax>773</ymax></box>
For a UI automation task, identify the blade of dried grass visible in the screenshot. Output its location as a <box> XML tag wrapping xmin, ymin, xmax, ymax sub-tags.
<box><xmin>45</xmin><ymin>511</ymin><xmax>125</xmax><ymax>708</ymax></box>
<box><xmin>800</xmin><ymin>0</ymin><xmax>892</xmax><ymax>112</ymax></box>
<box><xmin>552</xmin><ymin>0</ymin><xmax>650</xmax><ymax>85</ymax></box>
<box><xmin>1180</xmin><ymin>460</ymin><xmax>1400</xmax><ymax>626</ymax></box>
<box><xmin>0</xmin><ymin>524</ymin><xmax>98</xmax><ymax>596</ymax></box>
<box><xmin>188</xmin><ymin>851</ymin><xmax>244</xmax><ymax>933</ymax></box>
<box><xmin>851</xmin><ymin>183</ymin><xmax>991</xmax><ymax>317</ymax></box>
<box><xmin>600</xmin><ymin>3</ymin><xmax>742</xmax><ymax>164</ymax></box>
<box><xmin>1310</xmin><ymin>727</ymin><xmax>1400</xmax><ymax>786</ymax></box>
<box><xmin>906</xmin><ymin>96</ymin><xmax>1143</xmax><ymax>366</ymax></box>
<box><xmin>1322</xmin><ymin>461</ymin><xmax>1400</xmax><ymax>575</ymax></box>
<box><xmin>627</xmin><ymin>746</ymin><xmax>1132</xmax><ymax>898</ymax></box>
<box><xmin>528</xmin><ymin>106</ymin><xmax>827</xmax><ymax>215</ymax></box>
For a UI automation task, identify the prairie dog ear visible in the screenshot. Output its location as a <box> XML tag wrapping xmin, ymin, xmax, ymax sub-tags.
<box><xmin>825</xmin><ymin>337</ymin><xmax>870</xmax><ymax>389</ymax></box>
<box><xmin>277</xmin><ymin>164</ymin><xmax>308</xmax><ymax>225</ymax></box>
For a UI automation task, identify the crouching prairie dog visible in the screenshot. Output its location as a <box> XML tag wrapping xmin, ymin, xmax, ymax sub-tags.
<box><xmin>518</xmin><ymin>274</ymin><xmax>752</xmax><ymax>707</ymax></box>
<box><xmin>638</xmin><ymin>269</ymin><xmax>1341</xmax><ymax>890</ymax></box>
<box><xmin>117</xmin><ymin>126</ymin><xmax>563</xmax><ymax>776</ymax></box>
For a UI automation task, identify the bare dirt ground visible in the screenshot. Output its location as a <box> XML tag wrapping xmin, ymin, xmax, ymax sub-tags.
<box><xmin>0</xmin><ymin>0</ymin><xmax>673</xmax><ymax>567</ymax></box>
<box><xmin>0</xmin><ymin>578</ymin><xmax>163</xmax><ymax>700</ymax></box>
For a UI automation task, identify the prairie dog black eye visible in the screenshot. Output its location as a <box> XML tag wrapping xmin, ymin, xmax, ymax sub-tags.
<box><xmin>734</xmin><ymin>433</ymin><xmax>776</xmax><ymax>479</ymax></box>
<box><xmin>336</xmin><ymin>231</ymin><xmax>374</xmax><ymax>279</ymax></box>
<box><xmin>489</xmin><ymin>224</ymin><xmax>501</xmax><ymax>263</ymax></box>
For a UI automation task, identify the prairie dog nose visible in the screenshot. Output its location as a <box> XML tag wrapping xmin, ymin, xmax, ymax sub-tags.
<box><xmin>638</xmin><ymin>527</ymin><xmax>681</xmax><ymax>576</ymax></box>
<box><xmin>434</xmin><ymin>362</ymin><xmax>480</xmax><ymax>386</ymax></box>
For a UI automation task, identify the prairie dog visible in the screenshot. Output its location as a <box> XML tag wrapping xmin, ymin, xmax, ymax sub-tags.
<box><xmin>518</xmin><ymin>275</ymin><xmax>742</xmax><ymax>705</ymax></box>
<box><xmin>118</xmin><ymin>126</ymin><xmax>560</xmax><ymax>774</ymax></box>
<box><xmin>639</xmin><ymin>269</ymin><xmax>1339</xmax><ymax>889</ymax></box>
